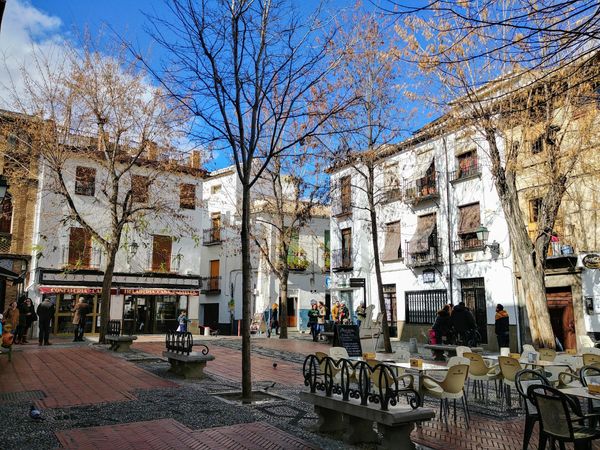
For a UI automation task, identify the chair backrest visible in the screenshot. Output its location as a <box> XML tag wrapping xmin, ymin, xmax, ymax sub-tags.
<box><xmin>448</xmin><ymin>356</ymin><xmax>470</xmax><ymax>367</ymax></box>
<box><xmin>329</xmin><ymin>346</ymin><xmax>349</xmax><ymax>360</ymax></box>
<box><xmin>582</xmin><ymin>353</ymin><xmax>600</xmax><ymax>366</ymax></box>
<box><xmin>498</xmin><ymin>356</ymin><xmax>523</xmax><ymax>382</ymax></box>
<box><xmin>515</xmin><ymin>369</ymin><xmax>550</xmax><ymax>416</ymax></box>
<box><xmin>582</xmin><ymin>346</ymin><xmax>600</xmax><ymax>356</ymax></box>
<box><xmin>440</xmin><ymin>364</ymin><xmax>469</xmax><ymax>394</ymax></box>
<box><xmin>578</xmin><ymin>334</ymin><xmax>596</xmax><ymax>350</ymax></box>
<box><xmin>538</xmin><ymin>348</ymin><xmax>556</xmax><ymax>362</ymax></box>
<box><xmin>455</xmin><ymin>346</ymin><xmax>471</xmax><ymax>358</ymax></box>
<box><xmin>522</xmin><ymin>344</ymin><xmax>536</xmax><ymax>354</ymax></box>
<box><xmin>580</xmin><ymin>365</ymin><xmax>600</xmax><ymax>386</ymax></box>
<box><xmin>500</xmin><ymin>347</ymin><xmax>510</xmax><ymax>356</ymax></box>
<box><xmin>393</xmin><ymin>349</ymin><xmax>410</xmax><ymax>363</ymax></box>
<box><xmin>528</xmin><ymin>385</ymin><xmax>575</xmax><ymax>440</ymax></box>
<box><xmin>463</xmin><ymin>352</ymin><xmax>489</xmax><ymax>376</ymax></box>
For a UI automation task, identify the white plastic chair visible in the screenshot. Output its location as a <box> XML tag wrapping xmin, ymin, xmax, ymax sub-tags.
<box><xmin>522</xmin><ymin>344</ymin><xmax>536</xmax><ymax>354</ymax></box>
<box><xmin>579</xmin><ymin>335</ymin><xmax>596</xmax><ymax>350</ymax></box>
<box><xmin>500</xmin><ymin>347</ymin><xmax>510</xmax><ymax>356</ymax></box>
<box><xmin>329</xmin><ymin>346</ymin><xmax>349</xmax><ymax>360</ymax></box>
<box><xmin>456</xmin><ymin>346</ymin><xmax>471</xmax><ymax>358</ymax></box>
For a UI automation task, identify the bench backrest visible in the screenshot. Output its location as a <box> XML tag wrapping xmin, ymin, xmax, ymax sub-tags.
<box><xmin>107</xmin><ymin>320</ymin><xmax>121</xmax><ymax>336</ymax></box>
<box><xmin>165</xmin><ymin>330</ymin><xmax>193</xmax><ymax>355</ymax></box>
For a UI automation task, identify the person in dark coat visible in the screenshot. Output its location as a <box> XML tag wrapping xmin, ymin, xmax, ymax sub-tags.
<box><xmin>432</xmin><ymin>304</ymin><xmax>452</xmax><ymax>344</ymax></box>
<box><xmin>307</xmin><ymin>301</ymin><xmax>319</xmax><ymax>342</ymax></box>
<box><xmin>450</xmin><ymin>302</ymin><xmax>476</xmax><ymax>342</ymax></box>
<box><xmin>37</xmin><ymin>298</ymin><xmax>55</xmax><ymax>346</ymax></box>
<box><xmin>494</xmin><ymin>304</ymin><xmax>510</xmax><ymax>349</ymax></box>
<box><xmin>17</xmin><ymin>298</ymin><xmax>36</xmax><ymax>344</ymax></box>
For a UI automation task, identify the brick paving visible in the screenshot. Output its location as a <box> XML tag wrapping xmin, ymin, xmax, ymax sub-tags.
<box><xmin>0</xmin><ymin>346</ymin><xmax>175</xmax><ymax>408</ymax></box>
<box><xmin>55</xmin><ymin>418</ymin><xmax>317</xmax><ymax>449</ymax></box>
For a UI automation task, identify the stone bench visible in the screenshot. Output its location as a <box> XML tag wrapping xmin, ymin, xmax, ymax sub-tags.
<box><xmin>424</xmin><ymin>344</ymin><xmax>483</xmax><ymax>361</ymax></box>
<box><xmin>163</xmin><ymin>351</ymin><xmax>215</xmax><ymax>379</ymax></box>
<box><xmin>300</xmin><ymin>391</ymin><xmax>434</xmax><ymax>449</ymax></box>
<box><xmin>106</xmin><ymin>335</ymin><xmax>138</xmax><ymax>352</ymax></box>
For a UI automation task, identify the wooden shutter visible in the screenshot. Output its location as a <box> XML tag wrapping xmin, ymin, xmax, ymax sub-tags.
<box><xmin>382</xmin><ymin>222</ymin><xmax>402</xmax><ymax>261</ymax></box>
<box><xmin>409</xmin><ymin>214</ymin><xmax>436</xmax><ymax>253</ymax></box>
<box><xmin>180</xmin><ymin>183</ymin><xmax>196</xmax><ymax>209</ymax></box>
<box><xmin>75</xmin><ymin>166</ymin><xmax>96</xmax><ymax>196</ymax></box>
<box><xmin>458</xmin><ymin>203</ymin><xmax>480</xmax><ymax>235</ymax></box>
<box><xmin>68</xmin><ymin>227</ymin><xmax>91</xmax><ymax>267</ymax></box>
<box><xmin>131</xmin><ymin>175</ymin><xmax>149</xmax><ymax>203</ymax></box>
<box><xmin>152</xmin><ymin>235</ymin><xmax>172</xmax><ymax>271</ymax></box>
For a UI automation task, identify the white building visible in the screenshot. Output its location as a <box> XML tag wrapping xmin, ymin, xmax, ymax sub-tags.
<box><xmin>329</xmin><ymin>124</ymin><xmax>520</xmax><ymax>351</ymax></box>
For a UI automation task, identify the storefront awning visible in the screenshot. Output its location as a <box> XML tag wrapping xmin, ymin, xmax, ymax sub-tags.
<box><xmin>409</xmin><ymin>214</ymin><xmax>436</xmax><ymax>254</ymax></box>
<box><xmin>39</xmin><ymin>286</ymin><xmax>200</xmax><ymax>296</ymax></box>
<box><xmin>0</xmin><ymin>266</ymin><xmax>20</xmax><ymax>281</ymax></box>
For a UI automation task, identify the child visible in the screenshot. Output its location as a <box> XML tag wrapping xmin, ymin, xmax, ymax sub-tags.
<box><xmin>2</xmin><ymin>322</ymin><xmax>14</xmax><ymax>348</ymax></box>
<box><xmin>176</xmin><ymin>310</ymin><xmax>188</xmax><ymax>333</ymax></box>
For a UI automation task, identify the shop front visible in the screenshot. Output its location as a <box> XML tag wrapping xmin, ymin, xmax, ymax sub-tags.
<box><xmin>39</xmin><ymin>287</ymin><xmax>103</xmax><ymax>335</ymax></box>
<box><xmin>122</xmin><ymin>289</ymin><xmax>194</xmax><ymax>334</ymax></box>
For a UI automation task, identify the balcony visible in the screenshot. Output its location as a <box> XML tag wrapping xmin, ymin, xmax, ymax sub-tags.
<box><xmin>450</xmin><ymin>161</ymin><xmax>481</xmax><ymax>183</ymax></box>
<box><xmin>405</xmin><ymin>239</ymin><xmax>442</xmax><ymax>267</ymax></box>
<box><xmin>453</xmin><ymin>237</ymin><xmax>485</xmax><ymax>253</ymax></box>
<box><xmin>288</xmin><ymin>250</ymin><xmax>309</xmax><ymax>272</ymax></box>
<box><xmin>404</xmin><ymin>176</ymin><xmax>439</xmax><ymax>205</ymax></box>
<box><xmin>201</xmin><ymin>276</ymin><xmax>221</xmax><ymax>295</ymax></box>
<box><xmin>0</xmin><ymin>232</ymin><xmax>11</xmax><ymax>253</ymax></box>
<box><xmin>331</xmin><ymin>248</ymin><xmax>353</xmax><ymax>272</ymax></box>
<box><xmin>61</xmin><ymin>246</ymin><xmax>102</xmax><ymax>270</ymax></box>
<box><xmin>203</xmin><ymin>227</ymin><xmax>222</xmax><ymax>246</ymax></box>
<box><xmin>381</xmin><ymin>186</ymin><xmax>402</xmax><ymax>204</ymax></box>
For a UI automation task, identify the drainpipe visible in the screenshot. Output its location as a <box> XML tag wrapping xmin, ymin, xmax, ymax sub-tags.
<box><xmin>443</xmin><ymin>137</ymin><xmax>454</xmax><ymax>305</ymax></box>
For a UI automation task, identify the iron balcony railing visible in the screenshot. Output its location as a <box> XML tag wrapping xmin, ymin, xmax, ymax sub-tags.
<box><xmin>381</xmin><ymin>185</ymin><xmax>402</xmax><ymax>203</ymax></box>
<box><xmin>450</xmin><ymin>161</ymin><xmax>481</xmax><ymax>182</ymax></box>
<box><xmin>453</xmin><ymin>237</ymin><xmax>485</xmax><ymax>252</ymax></box>
<box><xmin>201</xmin><ymin>276</ymin><xmax>221</xmax><ymax>295</ymax></box>
<box><xmin>331</xmin><ymin>248</ymin><xmax>353</xmax><ymax>271</ymax></box>
<box><xmin>203</xmin><ymin>227</ymin><xmax>222</xmax><ymax>245</ymax></box>
<box><xmin>405</xmin><ymin>238</ymin><xmax>443</xmax><ymax>267</ymax></box>
<box><xmin>403</xmin><ymin>175</ymin><xmax>439</xmax><ymax>204</ymax></box>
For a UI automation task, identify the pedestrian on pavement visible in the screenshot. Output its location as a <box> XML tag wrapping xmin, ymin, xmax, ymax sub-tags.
<box><xmin>307</xmin><ymin>300</ymin><xmax>319</xmax><ymax>342</ymax></box>
<box><xmin>317</xmin><ymin>301</ymin><xmax>327</xmax><ymax>339</ymax></box>
<box><xmin>268</xmin><ymin>303</ymin><xmax>279</xmax><ymax>337</ymax></box>
<box><xmin>3</xmin><ymin>301</ymin><xmax>19</xmax><ymax>338</ymax></box>
<box><xmin>432</xmin><ymin>304</ymin><xmax>452</xmax><ymax>344</ymax></box>
<box><xmin>495</xmin><ymin>304</ymin><xmax>510</xmax><ymax>350</ymax></box>
<box><xmin>37</xmin><ymin>298</ymin><xmax>55</xmax><ymax>346</ymax></box>
<box><xmin>176</xmin><ymin>310</ymin><xmax>188</xmax><ymax>333</ymax></box>
<box><xmin>355</xmin><ymin>302</ymin><xmax>366</xmax><ymax>328</ymax></box>
<box><xmin>331</xmin><ymin>300</ymin><xmax>340</xmax><ymax>323</ymax></box>
<box><xmin>339</xmin><ymin>301</ymin><xmax>350</xmax><ymax>324</ymax></box>
<box><xmin>72</xmin><ymin>297</ymin><xmax>88</xmax><ymax>342</ymax></box>
<box><xmin>450</xmin><ymin>301</ymin><xmax>476</xmax><ymax>344</ymax></box>
<box><xmin>17</xmin><ymin>298</ymin><xmax>36</xmax><ymax>344</ymax></box>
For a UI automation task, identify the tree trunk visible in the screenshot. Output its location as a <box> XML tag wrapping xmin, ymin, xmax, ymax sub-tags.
<box><xmin>367</xmin><ymin>165</ymin><xmax>392</xmax><ymax>353</ymax></box>
<box><xmin>279</xmin><ymin>268</ymin><xmax>289</xmax><ymax>339</ymax></box>
<box><xmin>98</xmin><ymin>244</ymin><xmax>119</xmax><ymax>344</ymax></box>
<box><xmin>240</xmin><ymin>182</ymin><xmax>253</xmax><ymax>401</ymax></box>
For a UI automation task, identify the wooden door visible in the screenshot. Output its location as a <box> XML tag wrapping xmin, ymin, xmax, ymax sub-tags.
<box><xmin>152</xmin><ymin>235</ymin><xmax>172</xmax><ymax>271</ymax></box>
<box><xmin>547</xmin><ymin>286</ymin><xmax>576</xmax><ymax>350</ymax></box>
<box><xmin>209</xmin><ymin>260</ymin><xmax>220</xmax><ymax>290</ymax></box>
<box><xmin>68</xmin><ymin>227</ymin><xmax>91</xmax><ymax>267</ymax></box>
<box><xmin>287</xmin><ymin>297</ymin><xmax>297</xmax><ymax>327</ymax></box>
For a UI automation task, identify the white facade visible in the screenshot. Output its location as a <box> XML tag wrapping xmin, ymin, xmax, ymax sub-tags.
<box><xmin>329</xmin><ymin>128</ymin><xmax>519</xmax><ymax>350</ymax></box>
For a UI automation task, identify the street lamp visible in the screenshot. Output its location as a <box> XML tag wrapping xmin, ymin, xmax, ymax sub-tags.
<box><xmin>475</xmin><ymin>224</ymin><xmax>500</xmax><ymax>255</ymax></box>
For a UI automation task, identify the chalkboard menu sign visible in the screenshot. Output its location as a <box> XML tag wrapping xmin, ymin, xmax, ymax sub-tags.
<box><xmin>333</xmin><ymin>324</ymin><xmax>362</xmax><ymax>357</ymax></box>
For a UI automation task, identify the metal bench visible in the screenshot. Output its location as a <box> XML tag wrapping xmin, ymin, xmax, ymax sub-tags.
<box><xmin>163</xmin><ymin>331</ymin><xmax>215</xmax><ymax>379</ymax></box>
<box><xmin>424</xmin><ymin>344</ymin><xmax>483</xmax><ymax>361</ymax></box>
<box><xmin>105</xmin><ymin>320</ymin><xmax>137</xmax><ymax>352</ymax></box>
<box><xmin>301</xmin><ymin>355</ymin><xmax>434</xmax><ymax>449</ymax></box>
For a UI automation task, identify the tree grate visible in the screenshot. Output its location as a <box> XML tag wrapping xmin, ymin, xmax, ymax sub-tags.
<box><xmin>0</xmin><ymin>390</ymin><xmax>46</xmax><ymax>404</ymax></box>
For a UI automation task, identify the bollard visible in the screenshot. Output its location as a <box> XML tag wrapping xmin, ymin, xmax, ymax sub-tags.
<box><xmin>409</xmin><ymin>337</ymin><xmax>418</xmax><ymax>354</ymax></box>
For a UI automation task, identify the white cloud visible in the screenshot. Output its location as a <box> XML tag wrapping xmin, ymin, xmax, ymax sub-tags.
<box><xmin>0</xmin><ymin>0</ymin><xmax>66</xmax><ymax>108</ymax></box>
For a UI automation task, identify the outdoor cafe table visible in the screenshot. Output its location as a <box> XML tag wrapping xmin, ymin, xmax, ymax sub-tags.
<box><xmin>559</xmin><ymin>387</ymin><xmax>600</xmax><ymax>401</ymax></box>
<box><xmin>484</xmin><ymin>355</ymin><xmax>572</xmax><ymax>369</ymax></box>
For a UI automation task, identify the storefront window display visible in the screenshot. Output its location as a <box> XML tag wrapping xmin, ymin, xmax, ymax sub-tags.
<box><xmin>44</xmin><ymin>293</ymin><xmax>102</xmax><ymax>335</ymax></box>
<box><xmin>123</xmin><ymin>295</ymin><xmax>188</xmax><ymax>334</ymax></box>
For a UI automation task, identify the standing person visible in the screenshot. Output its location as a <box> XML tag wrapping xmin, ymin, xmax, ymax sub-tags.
<box><xmin>355</xmin><ymin>302</ymin><xmax>366</xmax><ymax>328</ymax></box>
<box><xmin>450</xmin><ymin>302</ymin><xmax>476</xmax><ymax>344</ymax></box>
<box><xmin>339</xmin><ymin>301</ymin><xmax>350</xmax><ymax>324</ymax></box>
<box><xmin>3</xmin><ymin>301</ymin><xmax>19</xmax><ymax>339</ymax></box>
<box><xmin>331</xmin><ymin>300</ymin><xmax>340</xmax><ymax>324</ymax></box>
<box><xmin>317</xmin><ymin>301</ymin><xmax>327</xmax><ymax>340</ymax></box>
<box><xmin>268</xmin><ymin>303</ymin><xmax>279</xmax><ymax>337</ymax></box>
<box><xmin>18</xmin><ymin>298</ymin><xmax>36</xmax><ymax>344</ymax></box>
<box><xmin>432</xmin><ymin>304</ymin><xmax>452</xmax><ymax>344</ymax></box>
<box><xmin>307</xmin><ymin>300</ymin><xmax>319</xmax><ymax>342</ymax></box>
<box><xmin>37</xmin><ymin>298</ymin><xmax>55</xmax><ymax>346</ymax></box>
<box><xmin>494</xmin><ymin>304</ymin><xmax>510</xmax><ymax>350</ymax></box>
<box><xmin>72</xmin><ymin>297</ymin><xmax>88</xmax><ymax>342</ymax></box>
<box><xmin>14</xmin><ymin>296</ymin><xmax>27</xmax><ymax>344</ymax></box>
<box><xmin>176</xmin><ymin>310</ymin><xmax>188</xmax><ymax>333</ymax></box>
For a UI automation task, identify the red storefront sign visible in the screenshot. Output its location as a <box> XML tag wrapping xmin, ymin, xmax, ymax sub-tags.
<box><xmin>39</xmin><ymin>287</ymin><xmax>199</xmax><ymax>296</ymax></box>
<box><xmin>39</xmin><ymin>287</ymin><xmax>105</xmax><ymax>294</ymax></box>
<box><xmin>120</xmin><ymin>288</ymin><xmax>200</xmax><ymax>296</ymax></box>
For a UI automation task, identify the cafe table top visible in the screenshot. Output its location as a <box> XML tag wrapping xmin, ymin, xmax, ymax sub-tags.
<box><xmin>483</xmin><ymin>355</ymin><xmax>571</xmax><ymax>367</ymax></box>
<box><xmin>560</xmin><ymin>387</ymin><xmax>600</xmax><ymax>401</ymax></box>
<box><xmin>391</xmin><ymin>362</ymin><xmax>449</xmax><ymax>372</ymax></box>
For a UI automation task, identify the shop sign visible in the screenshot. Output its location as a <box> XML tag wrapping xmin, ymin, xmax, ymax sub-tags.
<box><xmin>423</xmin><ymin>269</ymin><xmax>435</xmax><ymax>283</ymax></box>
<box><xmin>39</xmin><ymin>286</ymin><xmax>103</xmax><ymax>294</ymax></box>
<box><xmin>120</xmin><ymin>288</ymin><xmax>200</xmax><ymax>296</ymax></box>
<box><xmin>583</xmin><ymin>254</ymin><xmax>600</xmax><ymax>269</ymax></box>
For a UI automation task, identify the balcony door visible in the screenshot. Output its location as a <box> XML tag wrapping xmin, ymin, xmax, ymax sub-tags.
<box><xmin>68</xmin><ymin>227</ymin><xmax>92</xmax><ymax>267</ymax></box>
<box><xmin>209</xmin><ymin>260</ymin><xmax>220</xmax><ymax>290</ymax></box>
<box><xmin>152</xmin><ymin>235</ymin><xmax>172</xmax><ymax>272</ymax></box>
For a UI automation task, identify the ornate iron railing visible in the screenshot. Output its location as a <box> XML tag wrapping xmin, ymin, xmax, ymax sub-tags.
<box><xmin>165</xmin><ymin>330</ymin><xmax>209</xmax><ymax>356</ymax></box>
<box><xmin>302</xmin><ymin>354</ymin><xmax>420</xmax><ymax>411</ymax></box>
<box><xmin>107</xmin><ymin>320</ymin><xmax>122</xmax><ymax>336</ymax></box>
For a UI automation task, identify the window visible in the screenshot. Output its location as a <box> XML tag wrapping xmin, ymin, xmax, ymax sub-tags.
<box><xmin>456</xmin><ymin>151</ymin><xmax>478</xmax><ymax>179</ymax></box>
<box><xmin>383</xmin><ymin>284</ymin><xmax>397</xmax><ymax>326</ymax></box>
<box><xmin>408</xmin><ymin>213</ymin><xmax>437</xmax><ymax>254</ymax></box>
<box><xmin>460</xmin><ymin>278</ymin><xmax>488</xmax><ymax>344</ymax></box>
<box><xmin>405</xmin><ymin>290</ymin><xmax>447</xmax><ymax>324</ymax></box>
<box><xmin>0</xmin><ymin>195</ymin><xmax>12</xmax><ymax>234</ymax></box>
<box><xmin>211</xmin><ymin>184</ymin><xmax>221</xmax><ymax>195</ymax></box>
<box><xmin>341</xmin><ymin>228</ymin><xmax>352</xmax><ymax>256</ymax></box>
<box><xmin>383</xmin><ymin>163</ymin><xmax>401</xmax><ymax>201</ymax></box>
<box><xmin>455</xmin><ymin>203</ymin><xmax>482</xmax><ymax>251</ymax></box>
<box><xmin>151</xmin><ymin>235</ymin><xmax>172</xmax><ymax>272</ymax></box>
<box><xmin>68</xmin><ymin>227</ymin><xmax>92</xmax><ymax>267</ymax></box>
<box><xmin>131</xmin><ymin>175</ymin><xmax>149</xmax><ymax>203</ymax></box>
<box><xmin>180</xmin><ymin>183</ymin><xmax>196</xmax><ymax>209</ymax></box>
<box><xmin>209</xmin><ymin>259</ymin><xmax>220</xmax><ymax>291</ymax></box>
<box><xmin>75</xmin><ymin>166</ymin><xmax>96</xmax><ymax>196</ymax></box>
<box><xmin>323</xmin><ymin>230</ymin><xmax>330</xmax><ymax>271</ymax></box>
<box><xmin>340</xmin><ymin>175</ymin><xmax>351</xmax><ymax>214</ymax></box>
<box><xmin>529</xmin><ymin>198</ymin><xmax>542</xmax><ymax>223</ymax></box>
<box><xmin>382</xmin><ymin>221</ymin><xmax>402</xmax><ymax>261</ymax></box>
<box><xmin>531</xmin><ymin>135</ymin><xmax>544</xmax><ymax>154</ymax></box>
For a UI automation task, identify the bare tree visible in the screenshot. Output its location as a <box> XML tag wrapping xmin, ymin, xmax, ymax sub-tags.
<box><xmin>7</xmin><ymin>40</ymin><xmax>193</xmax><ymax>343</ymax></box>
<box><xmin>325</xmin><ymin>11</ymin><xmax>408</xmax><ymax>353</ymax></box>
<box><xmin>141</xmin><ymin>0</ymin><xmax>350</xmax><ymax>399</ymax></box>
<box><xmin>396</xmin><ymin>2</ymin><xmax>600</xmax><ymax>347</ymax></box>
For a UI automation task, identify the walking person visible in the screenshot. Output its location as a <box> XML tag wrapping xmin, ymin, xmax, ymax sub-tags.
<box><xmin>450</xmin><ymin>301</ymin><xmax>476</xmax><ymax>345</ymax></box>
<box><xmin>339</xmin><ymin>301</ymin><xmax>350</xmax><ymax>324</ymax></box>
<box><xmin>176</xmin><ymin>310</ymin><xmax>188</xmax><ymax>333</ymax></box>
<box><xmin>3</xmin><ymin>301</ymin><xmax>19</xmax><ymax>340</ymax></box>
<box><xmin>331</xmin><ymin>300</ymin><xmax>340</xmax><ymax>324</ymax></box>
<box><xmin>495</xmin><ymin>304</ymin><xmax>510</xmax><ymax>350</ymax></box>
<box><xmin>72</xmin><ymin>297</ymin><xmax>88</xmax><ymax>342</ymax></box>
<box><xmin>268</xmin><ymin>303</ymin><xmax>279</xmax><ymax>337</ymax></box>
<box><xmin>307</xmin><ymin>300</ymin><xmax>319</xmax><ymax>342</ymax></box>
<box><xmin>18</xmin><ymin>298</ymin><xmax>36</xmax><ymax>344</ymax></box>
<box><xmin>37</xmin><ymin>298</ymin><xmax>55</xmax><ymax>346</ymax></box>
<box><xmin>355</xmin><ymin>302</ymin><xmax>366</xmax><ymax>328</ymax></box>
<box><xmin>317</xmin><ymin>301</ymin><xmax>327</xmax><ymax>340</ymax></box>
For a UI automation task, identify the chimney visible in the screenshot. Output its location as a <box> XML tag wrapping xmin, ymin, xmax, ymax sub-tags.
<box><xmin>190</xmin><ymin>150</ymin><xmax>201</xmax><ymax>169</ymax></box>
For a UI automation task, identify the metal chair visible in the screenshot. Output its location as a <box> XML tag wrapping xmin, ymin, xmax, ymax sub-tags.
<box><xmin>422</xmin><ymin>364</ymin><xmax>470</xmax><ymax>431</ymax></box>
<box><xmin>515</xmin><ymin>369</ymin><xmax>550</xmax><ymax>450</ymax></box>
<box><xmin>528</xmin><ymin>384</ymin><xmax>600</xmax><ymax>450</ymax></box>
<box><xmin>580</xmin><ymin>365</ymin><xmax>600</xmax><ymax>422</ymax></box>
